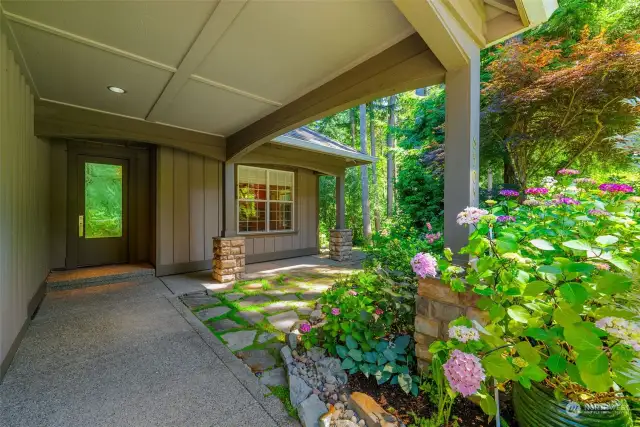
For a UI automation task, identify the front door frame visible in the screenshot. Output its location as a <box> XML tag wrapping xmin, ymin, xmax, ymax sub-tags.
<box><xmin>66</xmin><ymin>141</ymin><xmax>144</xmax><ymax>269</ymax></box>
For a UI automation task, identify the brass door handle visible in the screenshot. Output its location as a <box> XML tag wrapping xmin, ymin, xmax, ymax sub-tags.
<box><xmin>79</xmin><ymin>215</ymin><xmax>84</xmax><ymax>237</ymax></box>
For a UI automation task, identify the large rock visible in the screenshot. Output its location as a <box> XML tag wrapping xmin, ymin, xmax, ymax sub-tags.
<box><xmin>349</xmin><ymin>392</ymin><xmax>400</xmax><ymax>427</ymax></box>
<box><xmin>334</xmin><ymin>421</ymin><xmax>359</xmax><ymax>427</ymax></box>
<box><xmin>316</xmin><ymin>357</ymin><xmax>348</xmax><ymax>385</ymax></box>
<box><xmin>310</xmin><ymin>310</ymin><xmax>323</xmax><ymax>322</ymax></box>
<box><xmin>289</xmin><ymin>374</ymin><xmax>312</xmax><ymax>407</ymax></box>
<box><xmin>307</xmin><ymin>347</ymin><xmax>325</xmax><ymax>362</ymax></box>
<box><xmin>236</xmin><ymin>349</ymin><xmax>276</xmax><ymax>372</ymax></box>
<box><xmin>298</xmin><ymin>394</ymin><xmax>328</xmax><ymax>427</ymax></box>
<box><xmin>260</xmin><ymin>367</ymin><xmax>287</xmax><ymax>387</ymax></box>
<box><xmin>280</xmin><ymin>346</ymin><xmax>294</xmax><ymax>366</ymax></box>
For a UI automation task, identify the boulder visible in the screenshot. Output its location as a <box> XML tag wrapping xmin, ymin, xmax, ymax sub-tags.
<box><xmin>289</xmin><ymin>374</ymin><xmax>312</xmax><ymax>407</ymax></box>
<box><xmin>298</xmin><ymin>394</ymin><xmax>328</xmax><ymax>427</ymax></box>
<box><xmin>316</xmin><ymin>357</ymin><xmax>348</xmax><ymax>385</ymax></box>
<box><xmin>280</xmin><ymin>346</ymin><xmax>294</xmax><ymax>366</ymax></box>
<box><xmin>348</xmin><ymin>392</ymin><xmax>400</xmax><ymax>427</ymax></box>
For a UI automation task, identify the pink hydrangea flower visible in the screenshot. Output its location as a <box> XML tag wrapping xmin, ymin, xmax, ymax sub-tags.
<box><xmin>331</xmin><ymin>308</ymin><xmax>340</xmax><ymax>316</ymax></box>
<box><xmin>525</xmin><ymin>187</ymin><xmax>549</xmax><ymax>195</ymax></box>
<box><xmin>499</xmin><ymin>189</ymin><xmax>520</xmax><ymax>198</ymax></box>
<box><xmin>424</xmin><ymin>232</ymin><xmax>442</xmax><ymax>244</ymax></box>
<box><xmin>443</xmin><ymin>350</ymin><xmax>486</xmax><ymax>396</ymax></box>
<box><xmin>375</xmin><ymin>308</ymin><xmax>384</xmax><ymax>315</ymax></box>
<box><xmin>591</xmin><ymin>262</ymin><xmax>610</xmax><ymax>271</ymax></box>
<box><xmin>588</xmin><ymin>209</ymin><xmax>610</xmax><ymax>217</ymax></box>
<box><xmin>557</xmin><ymin>168</ymin><xmax>580</xmax><ymax>176</ymax></box>
<box><xmin>599</xmin><ymin>183</ymin><xmax>634</xmax><ymax>193</ymax></box>
<box><xmin>411</xmin><ymin>252</ymin><xmax>438</xmax><ymax>279</ymax></box>
<box><xmin>448</xmin><ymin>326</ymin><xmax>480</xmax><ymax>343</ymax></box>
<box><xmin>426</xmin><ymin>222</ymin><xmax>433</xmax><ymax>231</ymax></box>
<box><xmin>299</xmin><ymin>322</ymin><xmax>311</xmax><ymax>334</ymax></box>
<box><xmin>348</xmin><ymin>290</ymin><xmax>358</xmax><ymax>296</ymax></box>
<box><xmin>456</xmin><ymin>207</ymin><xmax>489</xmax><ymax>226</ymax></box>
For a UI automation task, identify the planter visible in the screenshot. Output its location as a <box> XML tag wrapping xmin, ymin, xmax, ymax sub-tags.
<box><xmin>513</xmin><ymin>382</ymin><xmax>633</xmax><ymax>427</ymax></box>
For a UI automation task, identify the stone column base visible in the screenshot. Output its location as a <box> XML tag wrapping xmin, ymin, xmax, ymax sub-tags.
<box><xmin>329</xmin><ymin>229</ymin><xmax>353</xmax><ymax>261</ymax></box>
<box><xmin>212</xmin><ymin>237</ymin><xmax>245</xmax><ymax>282</ymax></box>
<box><xmin>414</xmin><ymin>277</ymin><xmax>490</xmax><ymax>372</ymax></box>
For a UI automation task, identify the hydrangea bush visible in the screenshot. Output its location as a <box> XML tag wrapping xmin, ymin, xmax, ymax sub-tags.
<box><xmin>422</xmin><ymin>171</ymin><xmax>640</xmax><ymax>415</ymax></box>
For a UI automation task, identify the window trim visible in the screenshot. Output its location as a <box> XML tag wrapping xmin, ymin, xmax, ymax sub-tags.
<box><xmin>237</xmin><ymin>165</ymin><xmax>295</xmax><ymax>234</ymax></box>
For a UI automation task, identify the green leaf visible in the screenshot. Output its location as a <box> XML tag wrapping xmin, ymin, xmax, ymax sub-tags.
<box><xmin>546</xmin><ymin>354</ymin><xmax>567</xmax><ymax>374</ymax></box>
<box><xmin>516</xmin><ymin>341</ymin><xmax>541</xmax><ymax>365</ymax></box>
<box><xmin>383</xmin><ymin>349</ymin><xmax>397</xmax><ymax>362</ymax></box>
<box><xmin>348</xmin><ymin>349</ymin><xmax>363</xmax><ymax>362</ymax></box>
<box><xmin>611</xmin><ymin>359</ymin><xmax>640</xmax><ymax>396</ymax></box>
<box><xmin>596</xmin><ymin>272</ymin><xmax>632</xmax><ymax>295</ymax></box>
<box><xmin>564</xmin><ymin>323</ymin><xmax>602</xmax><ymax>350</ymax></box>
<box><xmin>559</xmin><ymin>283</ymin><xmax>589</xmax><ymax>306</ymax></box>
<box><xmin>341</xmin><ymin>357</ymin><xmax>356</xmax><ymax>370</ymax></box>
<box><xmin>363</xmin><ymin>352</ymin><xmax>377</xmax><ymax>363</ymax></box>
<box><xmin>375</xmin><ymin>341</ymin><xmax>388</xmax><ymax>352</ymax></box>
<box><xmin>538</xmin><ymin>265</ymin><xmax>562</xmax><ymax>275</ymax></box>
<box><xmin>595</xmin><ymin>235</ymin><xmax>618</xmax><ymax>246</ymax></box>
<box><xmin>524</xmin><ymin>328</ymin><xmax>549</xmax><ymax>341</ymax></box>
<box><xmin>580</xmin><ymin>371</ymin><xmax>613</xmax><ymax>393</ymax></box>
<box><xmin>576</xmin><ymin>348</ymin><xmax>609</xmax><ymax>375</ymax></box>
<box><xmin>523</xmin><ymin>281</ymin><xmax>550</xmax><ymax>297</ymax></box>
<box><xmin>482</xmin><ymin>353</ymin><xmax>515</xmax><ymax>380</ymax></box>
<box><xmin>398</xmin><ymin>373</ymin><xmax>412</xmax><ymax>394</ymax></box>
<box><xmin>562</xmin><ymin>240</ymin><xmax>591</xmax><ymax>251</ymax></box>
<box><xmin>346</xmin><ymin>335</ymin><xmax>358</xmax><ymax>350</ymax></box>
<box><xmin>553</xmin><ymin>303</ymin><xmax>581</xmax><ymax>327</ymax></box>
<box><xmin>394</xmin><ymin>335</ymin><xmax>410</xmax><ymax>351</ymax></box>
<box><xmin>496</xmin><ymin>238</ymin><xmax>518</xmax><ymax>253</ymax></box>
<box><xmin>566</xmin><ymin>363</ymin><xmax>585</xmax><ymax>386</ymax></box>
<box><xmin>489</xmin><ymin>304</ymin><xmax>506</xmax><ymax>321</ymax></box>
<box><xmin>336</xmin><ymin>345</ymin><xmax>348</xmax><ymax>359</ymax></box>
<box><xmin>564</xmin><ymin>263</ymin><xmax>595</xmax><ymax>275</ymax></box>
<box><xmin>479</xmin><ymin>394</ymin><xmax>497</xmax><ymax>416</ymax></box>
<box><xmin>520</xmin><ymin>365</ymin><xmax>547</xmax><ymax>382</ymax></box>
<box><xmin>530</xmin><ymin>239</ymin><xmax>555</xmax><ymax>251</ymax></box>
<box><xmin>507</xmin><ymin>306</ymin><xmax>530</xmax><ymax>323</ymax></box>
<box><xmin>611</xmin><ymin>257</ymin><xmax>631</xmax><ymax>272</ymax></box>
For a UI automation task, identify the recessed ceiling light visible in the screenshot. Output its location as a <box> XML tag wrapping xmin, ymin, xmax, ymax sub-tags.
<box><xmin>107</xmin><ymin>86</ymin><xmax>126</xmax><ymax>94</ymax></box>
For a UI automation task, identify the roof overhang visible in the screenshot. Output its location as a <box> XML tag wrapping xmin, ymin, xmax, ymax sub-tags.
<box><xmin>272</xmin><ymin>135</ymin><xmax>376</xmax><ymax>166</ymax></box>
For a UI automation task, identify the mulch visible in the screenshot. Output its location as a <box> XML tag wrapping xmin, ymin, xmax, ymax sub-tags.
<box><xmin>347</xmin><ymin>373</ymin><xmax>516</xmax><ymax>427</ymax></box>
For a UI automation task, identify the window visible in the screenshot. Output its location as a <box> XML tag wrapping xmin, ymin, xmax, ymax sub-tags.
<box><xmin>238</xmin><ymin>166</ymin><xmax>294</xmax><ymax>233</ymax></box>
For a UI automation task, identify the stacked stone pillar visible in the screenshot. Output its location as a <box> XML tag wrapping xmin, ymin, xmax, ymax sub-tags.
<box><xmin>329</xmin><ymin>229</ymin><xmax>352</xmax><ymax>261</ymax></box>
<box><xmin>414</xmin><ymin>277</ymin><xmax>489</xmax><ymax>372</ymax></box>
<box><xmin>212</xmin><ymin>237</ymin><xmax>245</xmax><ymax>283</ymax></box>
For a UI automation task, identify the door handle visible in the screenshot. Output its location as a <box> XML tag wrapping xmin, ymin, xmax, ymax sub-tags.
<box><xmin>79</xmin><ymin>215</ymin><xmax>84</xmax><ymax>237</ymax></box>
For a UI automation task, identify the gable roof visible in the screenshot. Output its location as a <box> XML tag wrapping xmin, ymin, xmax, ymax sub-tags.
<box><xmin>272</xmin><ymin>126</ymin><xmax>375</xmax><ymax>164</ymax></box>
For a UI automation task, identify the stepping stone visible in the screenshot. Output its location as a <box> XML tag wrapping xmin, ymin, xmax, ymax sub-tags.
<box><xmin>237</xmin><ymin>295</ymin><xmax>272</xmax><ymax>307</ymax></box>
<box><xmin>243</xmin><ymin>282</ymin><xmax>268</xmax><ymax>290</ymax></box>
<box><xmin>261</xmin><ymin>302</ymin><xmax>290</xmax><ymax>314</ymax></box>
<box><xmin>257</xmin><ymin>332</ymin><xmax>277</xmax><ymax>343</ymax></box>
<box><xmin>225</xmin><ymin>292</ymin><xmax>245</xmax><ymax>301</ymax></box>
<box><xmin>299</xmin><ymin>291</ymin><xmax>323</xmax><ymax>301</ymax></box>
<box><xmin>260</xmin><ymin>367</ymin><xmax>287</xmax><ymax>387</ymax></box>
<box><xmin>196</xmin><ymin>306</ymin><xmax>230</xmax><ymax>320</ymax></box>
<box><xmin>237</xmin><ymin>349</ymin><xmax>276</xmax><ymax>372</ymax></box>
<box><xmin>222</xmin><ymin>330</ymin><xmax>256</xmax><ymax>351</ymax></box>
<box><xmin>209</xmin><ymin>318</ymin><xmax>241</xmax><ymax>332</ymax></box>
<box><xmin>181</xmin><ymin>294</ymin><xmax>221</xmax><ymax>308</ymax></box>
<box><xmin>268</xmin><ymin>310</ymin><xmax>299</xmax><ymax>333</ymax></box>
<box><xmin>279</xmin><ymin>293</ymin><xmax>299</xmax><ymax>301</ymax></box>
<box><xmin>237</xmin><ymin>311</ymin><xmax>265</xmax><ymax>325</ymax></box>
<box><xmin>297</xmin><ymin>307</ymin><xmax>313</xmax><ymax>316</ymax></box>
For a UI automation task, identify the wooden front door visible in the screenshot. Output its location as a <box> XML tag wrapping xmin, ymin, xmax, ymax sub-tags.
<box><xmin>76</xmin><ymin>155</ymin><xmax>129</xmax><ymax>267</ymax></box>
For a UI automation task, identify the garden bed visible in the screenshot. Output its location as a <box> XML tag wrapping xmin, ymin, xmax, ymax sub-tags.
<box><xmin>348</xmin><ymin>373</ymin><xmax>516</xmax><ymax>427</ymax></box>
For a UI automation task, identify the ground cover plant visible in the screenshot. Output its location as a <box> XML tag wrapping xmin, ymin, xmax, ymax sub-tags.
<box><xmin>420</xmin><ymin>171</ymin><xmax>640</xmax><ymax>424</ymax></box>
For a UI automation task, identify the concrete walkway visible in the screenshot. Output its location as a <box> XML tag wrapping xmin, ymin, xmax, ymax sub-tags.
<box><xmin>0</xmin><ymin>278</ymin><xmax>297</xmax><ymax>427</ymax></box>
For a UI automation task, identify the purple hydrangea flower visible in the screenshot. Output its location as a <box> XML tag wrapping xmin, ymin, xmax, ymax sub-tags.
<box><xmin>496</xmin><ymin>215</ymin><xmax>516</xmax><ymax>223</ymax></box>
<box><xmin>443</xmin><ymin>350</ymin><xmax>486</xmax><ymax>396</ymax></box>
<box><xmin>411</xmin><ymin>252</ymin><xmax>438</xmax><ymax>279</ymax></box>
<box><xmin>499</xmin><ymin>189</ymin><xmax>520</xmax><ymax>198</ymax></box>
<box><xmin>525</xmin><ymin>187</ymin><xmax>549</xmax><ymax>195</ymax></box>
<box><xmin>588</xmin><ymin>209</ymin><xmax>610</xmax><ymax>217</ymax></box>
<box><xmin>299</xmin><ymin>323</ymin><xmax>311</xmax><ymax>334</ymax></box>
<box><xmin>331</xmin><ymin>308</ymin><xmax>340</xmax><ymax>316</ymax></box>
<box><xmin>557</xmin><ymin>168</ymin><xmax>580</xmax><ymax>176</ymax></box>
<box><xmin>599</xmin><ymin>183</ymin><xmax>634</xmax><ymax>193</ymax></box>
<box><xmin>554</xmin><ymin>197</ymin><xmax>580</xmax><ymax>205</ymax></box>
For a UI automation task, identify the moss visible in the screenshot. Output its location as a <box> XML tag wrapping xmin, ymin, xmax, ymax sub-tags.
<box><xmin>267</xmin><ymin>385</ymin><xmax>298</xmax><ymax>419</ymax></box>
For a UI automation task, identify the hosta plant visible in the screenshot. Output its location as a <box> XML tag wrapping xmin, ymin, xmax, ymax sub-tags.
<box><xmin>427</xmin><ymin>172</ymin><xmax>640</xmax><ymax>414</ymax></box>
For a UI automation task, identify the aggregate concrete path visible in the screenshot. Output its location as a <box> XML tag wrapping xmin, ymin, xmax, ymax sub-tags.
<box><xmin>0</xmin><ymin>278</ymin><xmax>297</xmax><ymax>427</ymax></box>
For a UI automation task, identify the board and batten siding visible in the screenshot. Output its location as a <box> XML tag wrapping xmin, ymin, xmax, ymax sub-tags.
<box><xmin>244</xmin><ymin>168</ymin><xmax>319</xmax><ymax>263</ymax></box>
<box><xmin>155</xmin><ymin>146</ymin><xmax>222</xmax><ymax>275</ymax></box>
<box><xmin>0</xmin><ymin>33</ymin><xmax>51</xmax><ymax>378</ymax></box>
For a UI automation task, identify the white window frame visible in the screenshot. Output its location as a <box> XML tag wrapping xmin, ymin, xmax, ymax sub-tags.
<box><xmin>237</xmin><ymin>165</ymin><xmax>295</xmax><ymax>234</ymax></box>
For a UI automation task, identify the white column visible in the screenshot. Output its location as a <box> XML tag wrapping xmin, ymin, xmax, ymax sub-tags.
<box><xmin>443</xmin><ymin>48</ymin><xmax>480</xmax><ymax>255</ymax></box>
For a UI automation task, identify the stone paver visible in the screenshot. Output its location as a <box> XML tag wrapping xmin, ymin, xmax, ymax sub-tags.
<box><xmin>257</xmin><ymin>332</ymin><xmax>277</xmax><ymax>343</ymax></box>
<box><xmin>260</xmin><ymin>367</ymin><xmax>287</xmax><ymax>387</ymax></box>
<box><xmin>279</xmin><ymin>293</ymin><xmax>299</xmax><ymax>301</ymax></box>
<box><xmin>181</xmin><ymin>294</ymin><xmax>221</xmax><ymax>308</ymax></box>
<box><xmin>196</xmin><ymin>306</ymin><xmax>230</xmax><ymax>320</ymax></box>
<box><xmin>297</xmin><ymin>307</ymin><xmax>313</xmax><ymax>316</ymax></box>
<box><xmin>268</xmin><ymin>311</ymin><xmax>299</xmax><ymax>333</ymax></box>
<box><xmin>225</xmin><ymin>292</ymin><xmax>245</xmax><ymax>301</ymax></box>
<box><xmin>222</xmin><ymin>330</ymin><xmax>257</xmax><ymax>351</ymax></box>
<box><xmin>237</xmin><ymin>294</ymin><xmax>272</xmax><ymax>307</ymax></box>
<box><xmin>237</xmin><ymin>311</ymin><xmax>265</xmax><ymax>325</ymax></box>
<box><xmin>299</xmin><ymin>291</ymin><xmax>323</xmax><ymax>301</ymax></box>
<box><xmin>262</xmin><ymin>302</ymin><xmax>291</xmax><ymax>314</ymax></box>
<box><xmin>209</xmin><ymin>318</ymin><xmax>241</xmax><ymax>332</ymax></box>
<box><xmin>237</xmin><ymin>350</ymin><xmax>277</xmax><ymax>372</ymax></box>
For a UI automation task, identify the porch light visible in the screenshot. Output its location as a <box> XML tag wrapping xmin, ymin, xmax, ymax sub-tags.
<box><xmin>107</xmin><ymin>86</ymin><xmax>126</xmax><ymax>94</ymax></box>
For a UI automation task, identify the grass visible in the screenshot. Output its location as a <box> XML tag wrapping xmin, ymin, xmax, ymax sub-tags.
<box><xmin>267</xmin><ymin>385</ymin><xmax>297</xmax><ymax>419</ymax></box>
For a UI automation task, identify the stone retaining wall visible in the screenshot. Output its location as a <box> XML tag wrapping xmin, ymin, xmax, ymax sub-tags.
<box><xmin>329</xmin><ymin>229</ymin><xmax>353</xmax><ymax>261</ymax></box>
<box><xmin>212</xmin><ymin>237</ymin><xmax>245</xmax><ymax>282</ymax></box>
<box><xmin>414</xmin><ymin>277</ymin><xmax>490</xmax><ymax>372</ymax></box>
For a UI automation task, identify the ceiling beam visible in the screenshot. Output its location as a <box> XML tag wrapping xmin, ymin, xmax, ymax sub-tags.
<box><xmin>146</xmin><ymin>0</ymin><xmax>250</xmax><ymax>122</ymax></box>
<box><xmin>35</xmin><ymin>100</ymin><xmax>226</xmax><ymax>161</ymax></box>
<box><xmin>226</xmin><ymin>32</ymin><xmax>445</xmax><ymax>162</ymax></box>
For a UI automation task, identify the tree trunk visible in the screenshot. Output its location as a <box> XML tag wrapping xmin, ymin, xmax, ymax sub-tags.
<box><xmin>386</xmin><ymin>95</ymin><xmax>396</xmax><ymax>216</ymax></box>
<box><xmin>359</xmin><ymin>104</ymin><xmax>371</xmax><ymax>241</ymax></box>
<box><xmin>370</xmin><ymin>104</ymin><xmax>381</xmax><ymax>232</ymax></box>
<box><xmin>503</xmin><ymin>154</ymin><xmax>516</xmax><ymax>185</ymax></box>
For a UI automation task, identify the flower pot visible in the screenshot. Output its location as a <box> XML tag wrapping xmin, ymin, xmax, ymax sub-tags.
<box><xmin>513</xmin><ymin>382</ymin><xmax>633</xmax><ymax>427</ymax></box>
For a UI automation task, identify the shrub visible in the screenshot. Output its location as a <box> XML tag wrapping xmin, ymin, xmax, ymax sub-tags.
<box><xmin>427</xmin><ymin>172</ymin><xmax>640</xmax><ymax>414</ymax></box>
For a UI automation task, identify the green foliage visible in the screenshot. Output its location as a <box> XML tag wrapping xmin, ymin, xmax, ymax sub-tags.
<box><xmin>409</xmin><ymin>355</ymin><xmax>457</xmax><ymax>427</ymax></box>
<box><xmin>301</xmin><ymin>272</ymin><xmax>419</xmax><ymax>394</ymax></box>
<box><xmin>84</xmin><ymin>163</ymin><xmax>123</xmax><ymax>238</ymax></box>
<box><xmin>266</xmin><ymin>385</ymin><xmax>297</xmax><ymax>419</ymax></box>
<box><xmin>435</xmin><ymin>174</ymin><xmax>640</xmax><ymax>409</ymax></box>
